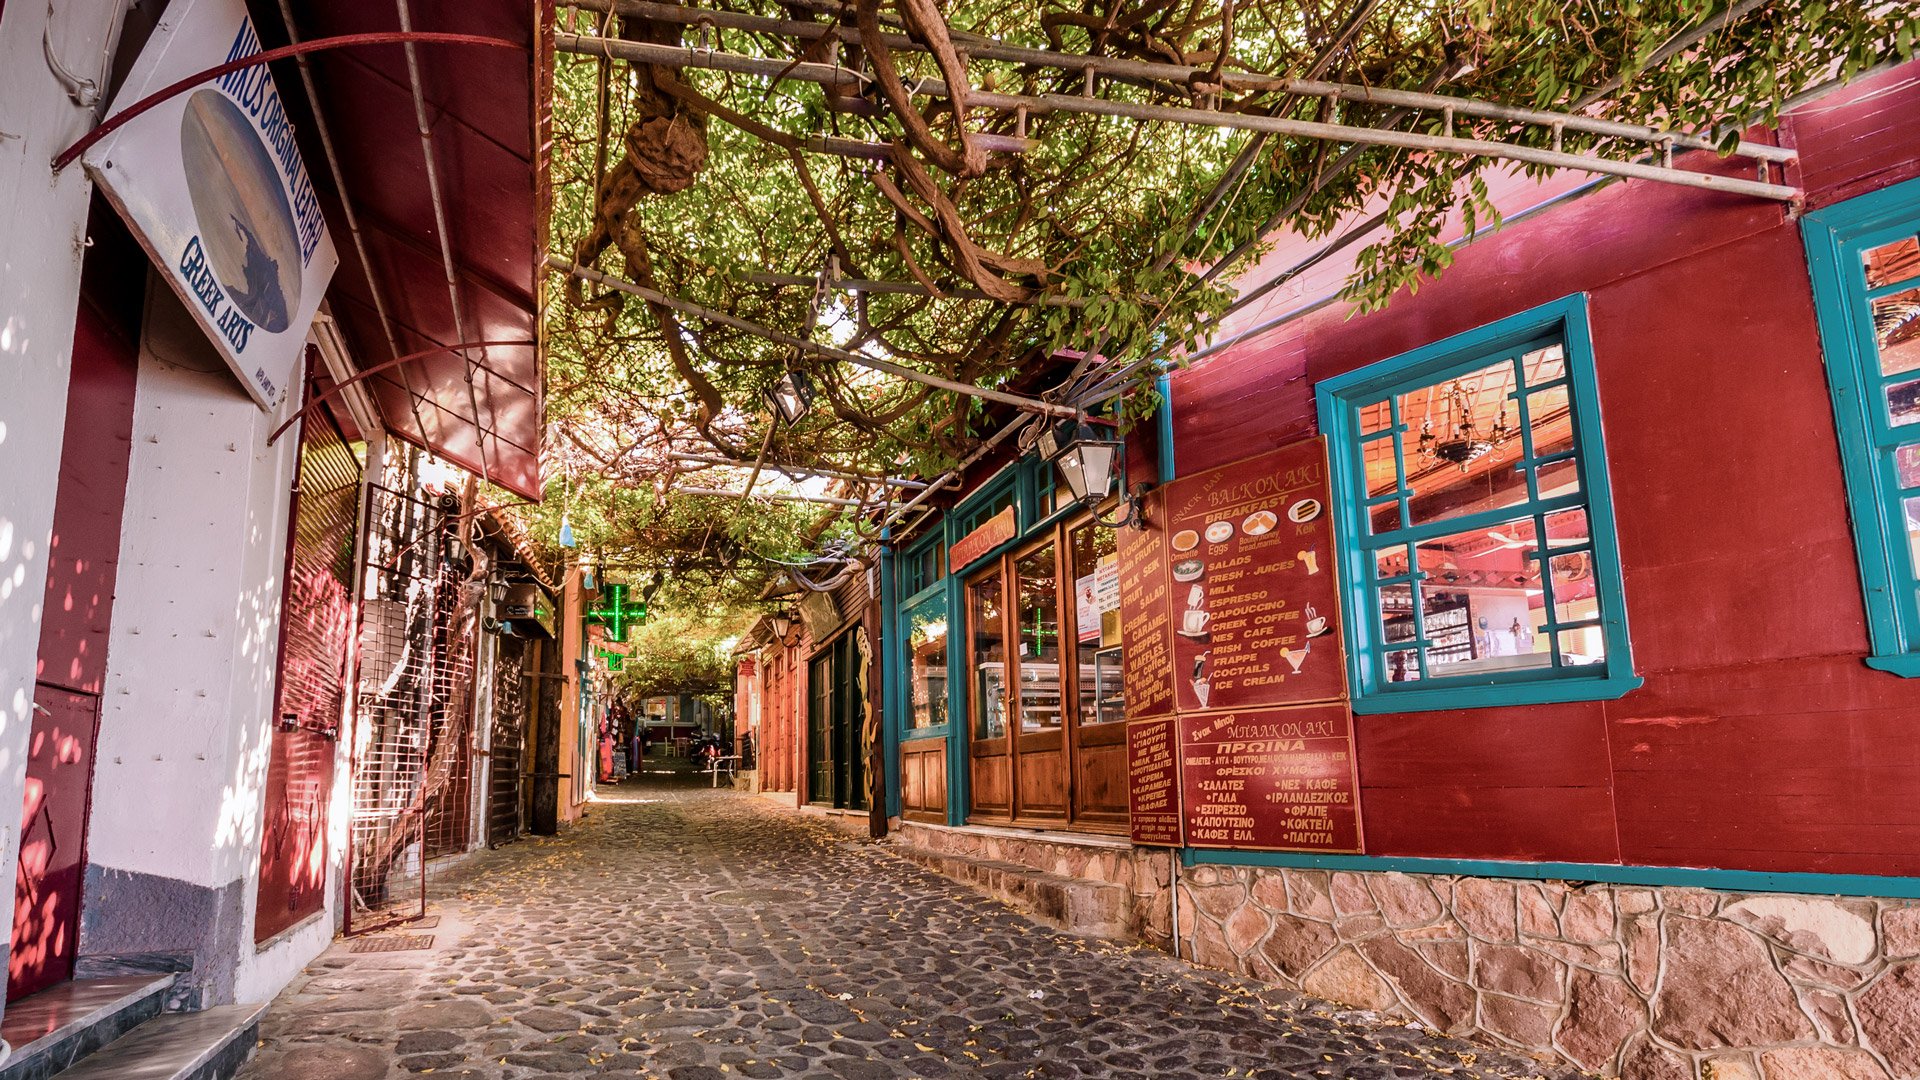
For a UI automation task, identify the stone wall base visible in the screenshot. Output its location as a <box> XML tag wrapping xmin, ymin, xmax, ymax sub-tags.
<box><xmin>1178</xmin><ymin>863</ymin><xmax>1920</xmax><ymax>1079</ymax></box>
<box><xmin>891</xmin><ymin>822</ymin><xmax>1175</xmax><ymax>947</ymax></box>
<box><xmin>880</xmin><ymin>816</ymin><xmax>1920</xmax><ymax>1078</ymax></box>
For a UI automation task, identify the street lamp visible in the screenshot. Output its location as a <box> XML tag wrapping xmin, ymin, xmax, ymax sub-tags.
<box><xmin>764</xmin><ymin>370</ymin><xmax>816</xmax><ymax>427</ymax></box>
<box><xmin>768</xmin><ymin>611</ymin><xmax>795</xmax><ymax>643</ymax></box>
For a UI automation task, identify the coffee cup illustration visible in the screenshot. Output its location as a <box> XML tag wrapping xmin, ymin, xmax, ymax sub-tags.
<box><xmin>1298</xmin><ymin>548</ymin><xmax>1319</xmax><ymax>575</ymax></box>
<box><xmin>1181</xmin><ymin>608</ymin><xmax>1211</xmax><ymax>635</ymax></box>
<box><xmin>1305</xmin><ymin>603</ymin><xmax>1329</xmax><ymax>637</ymax></box>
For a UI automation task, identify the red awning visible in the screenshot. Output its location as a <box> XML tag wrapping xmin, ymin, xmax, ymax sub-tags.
<box><xmin>260</xmin><ymin>0</ymin><xmax>550</xmax><ymax>501</ymax></box>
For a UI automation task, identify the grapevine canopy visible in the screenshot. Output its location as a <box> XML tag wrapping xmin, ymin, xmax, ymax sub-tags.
<box><xmin>534</xmin><ymin>0</ymin><xmax>1909</xmax><ymax>619</ymax></box>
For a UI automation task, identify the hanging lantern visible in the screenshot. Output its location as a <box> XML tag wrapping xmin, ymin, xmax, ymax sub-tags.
<box><xmin>1041</xmin><ymin>417</ymin><xmax>1124</xmax><ymax>506</ymax></box>
<box><xmin>764</xmin><ymin>370</ymin><xmax>816</xmax><ymax>427</ymax></box>
<box><xmin>559</xmin><ymin>513</ymin><xmax>576</xmax><ymax>549</ymax></box>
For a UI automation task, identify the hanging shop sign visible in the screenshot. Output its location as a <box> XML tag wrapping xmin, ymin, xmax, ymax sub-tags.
<box><xmin>1178</xmin><ymin>704</ymin><xmax>1363</xmax><ymax>852</ymax></box>
<box><xmin>950</xmin><ymin>506</ymin><xmax>1017</xmax><ymax>572</ymax></box>
<box><xmin>1161</xmin><ymin>439</ymin><xmax>1346</xmax><ymax>712</ymax></box>
<box><xmin>84</xmin><ymin>0</ymin><xmax>339</xmax><ymax>410</ymax></box>
<box><xmin>1125</xmin><ymin>713</ymin><xmax>1182</xmax><ymax>846</ymax></box>
<box><xmin>799</xmin><ymin>591</ymin><xmax>840</xmax><ymax>637</ymax></box>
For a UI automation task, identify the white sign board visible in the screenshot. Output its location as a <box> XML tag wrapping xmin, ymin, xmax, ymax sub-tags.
<box><xmin>1076</xmin><ymin>552</ymin><xmax>1121</xmax><ymax>643</ymax></box>
<box><xmin>85</xmin><ymin>0</ymin><xmax>338</xmax><ymax>409</ymax></box>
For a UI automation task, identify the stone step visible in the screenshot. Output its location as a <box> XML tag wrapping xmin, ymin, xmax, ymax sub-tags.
<box><xmin>49</xmin><ymin>1004</ymin><xmax>265</xmax><ymax>1080</ymax></box>
<box><xmin>0</xmin><ymin>975</ymin><xmax>177</xmax><ymax>1080</ymax></box>
<box><xmin>895</xmin><ymin>844</ymin><xmax>1128</xmax><ymax>939</ymax></box>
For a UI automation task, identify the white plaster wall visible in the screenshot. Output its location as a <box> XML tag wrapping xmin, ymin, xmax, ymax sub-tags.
<box><xmin>0</xmin><ymin>0</ymin><xmax>130</xmax><ymax>1027</ymax></box>
<box><xmin>234</xmin><ymin>429</ymin><xmax>381</xmax><ymax>1003</ymax></box>
<box><xmin>87</xmin><ymin>293</ymin><xmax>335</xmax><ymax>1003</ymax></box>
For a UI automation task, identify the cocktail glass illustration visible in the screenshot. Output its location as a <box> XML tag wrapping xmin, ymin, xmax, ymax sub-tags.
<box><xmin>1281</xmin><ymin>640</ymin><xmax>1310</xmax><ymax>674</ymax></box>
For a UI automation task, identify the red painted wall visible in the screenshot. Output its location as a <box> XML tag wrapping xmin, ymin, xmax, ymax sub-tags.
<box><xmin>1164</xmin><ymin>61</ymin><xmax>1920</xmax><ymax>879</ymax></box>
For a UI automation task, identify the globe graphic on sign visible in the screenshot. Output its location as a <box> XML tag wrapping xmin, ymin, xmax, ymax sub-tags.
<box><xmin>179</xmin><ymin>89</ymin><xmax>299</xmax><ymax>333</ymax></box>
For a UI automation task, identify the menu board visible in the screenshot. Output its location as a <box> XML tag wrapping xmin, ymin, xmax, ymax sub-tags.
<box><xmin>1116</xmin><ymin>489</ymin><xmax>1174</xmax><ymax>718</ymax></box>
<box><xmin>1126</xmin><ymin>714</ymin><xmax>1182</xmax><ymax>846</ymax></box>
<box><xmin>1162</xmin><ymin>440</ymin><xmax>1345</xmax><ymax>712</ymax></box>
<box><xmin>1178</xmin><ymin>704</ymin><xmax>1363</xmax><ymax>853</ymax></box>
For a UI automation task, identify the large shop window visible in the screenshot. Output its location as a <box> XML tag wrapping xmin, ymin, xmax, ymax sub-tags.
<box><xmin>1316</xmin><ymin>295</ymin><xmax>1637</xmax><ymax>712</ymax></box>
<box><xmin>905</xmin><ymin>594</ymin><xmax>949</xmax><ymax>729</ymax></box>
<box><xmin>1805</xmin><ymin>179</ymin><xmax>1920</xmax><ymax>675</ymax></box>
<box><xmin>962</xmin><ymin>505</ymin><xmax>1129</xmax><ymax>830</ymax></box>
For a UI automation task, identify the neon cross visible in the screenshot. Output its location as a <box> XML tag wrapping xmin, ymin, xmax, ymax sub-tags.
<box><xmin>587</xmin><ymin>582</ymin><xmax>647</xmax><ymax>642</ymax></box>
<box><xmin>598</xmin><ymin>648</ymin><xmax>625</xmax><ymax>672</ymax></box>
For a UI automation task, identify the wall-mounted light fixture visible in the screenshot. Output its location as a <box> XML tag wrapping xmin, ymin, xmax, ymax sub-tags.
<box><xmin>1040</xmin><ymin>416</ymin><xmax>1147</xmax><ymax>529</ymax></box>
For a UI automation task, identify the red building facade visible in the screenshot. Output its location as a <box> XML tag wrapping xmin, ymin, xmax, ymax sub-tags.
<box><xmin>884</xmin><ymin>60</ymin><xmax>1920</xmax><ymax>1078</ymax></box>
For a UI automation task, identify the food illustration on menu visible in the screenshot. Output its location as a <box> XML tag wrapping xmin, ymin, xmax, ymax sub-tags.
<box><xmin>1162</xmin><ymin>441</ymin><xmax>1344</xmax><ymax>713</ymax></box>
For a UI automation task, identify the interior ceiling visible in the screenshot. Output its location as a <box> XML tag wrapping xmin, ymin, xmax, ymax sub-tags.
<box><xmin>258</xmin><ymin>0</ymin><xmax>550</xmax><ymax>501</ymax></box>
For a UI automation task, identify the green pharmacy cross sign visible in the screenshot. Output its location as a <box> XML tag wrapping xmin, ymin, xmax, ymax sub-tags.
<box><xmin>598</xmin><ymin>648</ymin><xmax>625</xmax><ymax>671</ymax></box>
<box><xmin>587</xmin><ymin>582</ymin><xmax>647</xmax><ymax>642</ymax></box>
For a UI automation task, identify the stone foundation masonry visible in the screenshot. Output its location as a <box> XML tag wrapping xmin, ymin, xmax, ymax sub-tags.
<box><xmin>891</xmin><ymin>822</ymin><xmax>1175</xmax><ymax>945</ymax></box>
<box><xmin>1178</xmin><ymin>865</ymin><xmax>1920</xmax><ymax>1080</ymax></box>
<box><xmin>890</xmin><ymin>822</ymin><xmax>1920</xmax><ymax>1078</ymax></box>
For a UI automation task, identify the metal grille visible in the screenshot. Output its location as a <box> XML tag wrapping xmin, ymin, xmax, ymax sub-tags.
<box><xmin>487</xmin><ymin>636</ymin><xmax>527</xmax><ymax>847</ymax></box>
<box><xmin>256</xmin><ymin>404</ymin><xmax>362</xmax><ymax>943</ymax></box>
<box><xmin>347</xmin><ymin>933</ymin><xmax>436</xmax><ymax>954</ymax></box>
<box><xmin>344</xmin><ymin>452</ymin><xmax>478</xmax><ymax>934</ymax></box>
<box><xmin>424</xmin><ymin>575</ymin><xmax>478</xmax><ymax>859</ymax></box>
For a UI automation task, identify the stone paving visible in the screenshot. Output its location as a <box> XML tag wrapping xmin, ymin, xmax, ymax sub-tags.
<box><xmin>239</xmin><ymin>777</ymin><xmax>1585</xmax><ymax>1079</ymax></box>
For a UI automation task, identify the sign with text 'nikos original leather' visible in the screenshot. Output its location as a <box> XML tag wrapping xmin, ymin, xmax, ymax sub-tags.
<box><xmin>85</xmin><ymin>0</ymin><xmax>338</xmax><ymax>409</ymax></box>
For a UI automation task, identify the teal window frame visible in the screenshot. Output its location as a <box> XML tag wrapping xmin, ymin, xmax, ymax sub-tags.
<box><xmin>898</xmin><ymin>531</ymin><xmax>944</xmax><ymax>598</ymax></box>
<box><xmin>1315</xmin><ymin>294</ymin><xmax>1640</xmax><ymax>713</ymax></box>
<box><xmin>1804</xmin><ymin>178</ymin><xmax>1920</xmax><ymax>677</ymax></box>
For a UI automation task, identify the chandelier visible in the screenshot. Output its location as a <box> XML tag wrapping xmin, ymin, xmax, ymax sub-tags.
<box><xmin>1418</xmin><ymin>378</ymin><xmax>1513</xmax><ymax>470</ymax></box>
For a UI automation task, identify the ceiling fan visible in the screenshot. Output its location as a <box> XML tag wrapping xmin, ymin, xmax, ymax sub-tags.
<box><xmin>1466</xmin><ymin>527</ymin><xmax>1590</xmax><ymax>557</ymax></box>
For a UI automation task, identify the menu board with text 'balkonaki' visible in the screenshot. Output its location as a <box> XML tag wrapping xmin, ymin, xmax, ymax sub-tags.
<box><xmin>1179</xmin><ymin>703</ymin><xmax>1363</xmax><ymax>852</ymax></box>
<box><xmin>1162</xmin><ymin>440</ymin><xmax>1345</xmax><ymax>712</ymax></box>
<box><xmin>1115</xmin><ymin>438</ymin><xmax>1365</xmax><ymax>854</ymax></box>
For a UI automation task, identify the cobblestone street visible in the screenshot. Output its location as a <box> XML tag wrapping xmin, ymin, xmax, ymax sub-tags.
<box><xmin>240</xmin><ymin>778</ymin><xmax>1578</xmax><ymax>1080</ymax></box>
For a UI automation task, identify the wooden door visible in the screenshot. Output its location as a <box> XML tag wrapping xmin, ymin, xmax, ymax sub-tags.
<box><xmin>808</xmin><ymin>651</ymin><xmax>834</xmax><ymax>804</ymax></box>
<box><xmin>1067</xmin><ymin>519</ymin><xmax>1129</xmax><ymax>830</ymax></box>
<box><xmin>1009</xmin><ymin>540</ymin><xmax>1067</xmax><ymax>823</ymax></box>
<box><xmin>965</xmin><ymin>567</ymin><xmax>1011</xmax><ymax>821</ymax></box>
<box><xmin>256</xmin><ymin>400</ymin><xmax>361</xmax><ymax>941</ymax></box>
